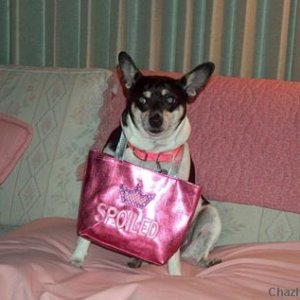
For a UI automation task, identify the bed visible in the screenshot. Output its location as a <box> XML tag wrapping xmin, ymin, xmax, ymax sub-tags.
<box><xmin>1</xmin><ymin>218</ymin><xmax>300</xmax><ymax>299</ymax></box>
<box><xmin>0</xmin><ymin>65</ymin><xmax>299</xmax><ymax>299</ymax></box>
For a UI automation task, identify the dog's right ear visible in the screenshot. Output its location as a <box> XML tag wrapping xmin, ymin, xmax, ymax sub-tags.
<box><xmin>180</xmin><ymin>62</ymin><xmax>215</xmax><ymax>98</ymax></box>
<box><xmin>118</xmin><ymin>52</ymin><xmax>142</xmax><ymax>89</ymax></box>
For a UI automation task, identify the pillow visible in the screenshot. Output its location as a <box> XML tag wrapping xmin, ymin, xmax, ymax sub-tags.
<box><xmin>0</xmin><ymin>65</ymin><xmax>112</xmax><ymax>225</ymax></box>
<box><xmin>0</xmin><ymin>113</ymin><xmax>33</xmax><ymax>184</ymax></box>
<box><xmin>94</xmin><ymin>70</ymin><xmax>300</xmax><ymax>215</ymax></box>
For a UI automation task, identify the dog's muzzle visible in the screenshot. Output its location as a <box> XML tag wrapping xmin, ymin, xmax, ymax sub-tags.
<box><xmin>148</xmin><ymin>112</ymin><xmax>163</xmax><ymax>133</ymax></box>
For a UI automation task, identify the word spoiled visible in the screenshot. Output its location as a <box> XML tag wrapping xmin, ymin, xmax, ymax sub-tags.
<box><xmin>95</xmin><ymin>202</ymin><xmax>159</xmax><ymax>239</ymax></box>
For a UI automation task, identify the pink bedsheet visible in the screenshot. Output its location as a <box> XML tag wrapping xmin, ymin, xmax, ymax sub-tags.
<box><xmin>0</xmin><ymin>218</ymin><xmax>299</xmax><ymax>299</ymax></box>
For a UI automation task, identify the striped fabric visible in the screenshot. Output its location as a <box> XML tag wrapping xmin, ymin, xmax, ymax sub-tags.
<box><xmin>0</xmin><ymin>0</ymin><xmax>299</xmax><ymax>80</ymax></box>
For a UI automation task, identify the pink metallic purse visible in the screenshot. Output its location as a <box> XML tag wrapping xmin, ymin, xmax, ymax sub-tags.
<box><xmin>77</xmin><ymin>133</ymin><xmax>201</xmax><ymax>265</ymax></box>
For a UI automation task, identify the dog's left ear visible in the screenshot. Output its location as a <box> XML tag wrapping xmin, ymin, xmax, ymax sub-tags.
<box><xmin>118</xmin><ymin>51</ymin><xmax>142</xmax><ymax>89</ymax></box>
<box><xmin>180</xmin><ymin>62</ymin><xmax>215</xmax><ymax>98</ymax></box>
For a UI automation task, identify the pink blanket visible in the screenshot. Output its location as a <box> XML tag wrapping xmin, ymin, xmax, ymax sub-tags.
<box><xmin>1</xmin><ymin>218</ymin><xmax>300</xmax><ymax>299</ymax></box>
<box><xmin>95</xmin><ymin>72</ymin><xmax>300</xmax><ymax>214</ymax></box>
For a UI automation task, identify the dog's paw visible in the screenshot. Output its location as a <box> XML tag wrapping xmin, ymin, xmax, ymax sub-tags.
<box><xmin>69</xmin><ymin>259</ymin><xmax>83</xmax><ymax>268</ymax></box>
<box><xmin>69</xmin><ymin>255</ymin><xmax>84</xmax><ymax>268</ymax></box>
<box><xmin>127</xmin><ymin>258</ymin><xmax>143</xmax><ymax>269</ymax></box>
<box><xmin>200</xmin><ymin>257</ymin><xmax>222</xmax><ymax>268</ymax></box>
<box><xmin>69</xmin><ymin>237</ymin><xmax>91</xmax><ymax>268</ymax></box>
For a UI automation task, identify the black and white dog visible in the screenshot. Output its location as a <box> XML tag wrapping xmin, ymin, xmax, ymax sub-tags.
<box><xmin>70</xmin><ymin>52</ymin><xmax>222</xmax><ymax>275</ymax></box>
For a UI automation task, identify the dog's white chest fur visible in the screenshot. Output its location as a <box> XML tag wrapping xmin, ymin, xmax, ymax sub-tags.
<box><xmin>116</xmin><ymin>116</ymin><xmax>192</xmax><ymax>181</ymax></box>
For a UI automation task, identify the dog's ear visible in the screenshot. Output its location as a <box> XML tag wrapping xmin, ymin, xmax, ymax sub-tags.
<box><xmin>180</xmin><ymin>62</ymin><xmax>215</xmax><ymax>98</ymax></box>
<box><xmin>118</xmin><ymin>52</ymin><xmax>142</xmax><ymax>89</ymax></box>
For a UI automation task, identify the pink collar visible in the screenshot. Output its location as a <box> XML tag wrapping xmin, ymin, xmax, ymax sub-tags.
<box><xmin>128</xmin><ymin>143</ymin><xmax>184</xmax><ymax>163</ymax></box>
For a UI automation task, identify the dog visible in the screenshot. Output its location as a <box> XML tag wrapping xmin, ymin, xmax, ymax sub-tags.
<box><xmin>70</xmin><ymin>51</ymin><xmax>222</xmax><ymax>275</ymax></box>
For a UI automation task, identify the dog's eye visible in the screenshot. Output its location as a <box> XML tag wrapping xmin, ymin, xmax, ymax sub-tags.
<box><xmin>165</xmin><ymin>96</ymin><xmax>175</xmax><ymax>105</ymax></box>
<box><xmin>138</xmin><ymin>96</ymin><xmax>147</xmax><ymax>105</ymax></box>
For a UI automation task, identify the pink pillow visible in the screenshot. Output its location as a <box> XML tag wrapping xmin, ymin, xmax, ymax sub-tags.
<box><xmin>94</xmin><ymin>70</ymin><xmax>300</xmax><ymax>215</ymax></box>
<box><xmin>0</xmin><ymin>113</ymin><xmax>33</xmax><ymax>184</ymax></box>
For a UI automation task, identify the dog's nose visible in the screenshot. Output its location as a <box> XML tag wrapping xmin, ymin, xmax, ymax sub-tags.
<box><xmin>149</xmin><ymin>112</ymin><xmax>163</xmax><ymax>128</ymax></box>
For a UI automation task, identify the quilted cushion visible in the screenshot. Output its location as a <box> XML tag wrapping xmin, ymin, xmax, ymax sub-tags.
<box><xmin>0</xmin><ymin>113</ymin><xmax>33</xmax><ymax>184</ymax></box>
<box><xmin>0</xmin><ymin>66</ymin><xmax>112</xmax><ymax>225</ymax></box>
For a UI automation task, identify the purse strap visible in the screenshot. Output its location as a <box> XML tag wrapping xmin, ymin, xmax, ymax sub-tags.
<box><xmin>115</xmin><ymin>130</ymin><xmax>128</xmax><ymax>160</ymax></box>
<box><xmin>115</xmin><ymin>130</ymin><xmax>183</xmax><ymax>177</ymax></box>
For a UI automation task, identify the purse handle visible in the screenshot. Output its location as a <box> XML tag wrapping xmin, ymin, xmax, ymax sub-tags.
<box><xmin>115</xmin><ymin>131</ymin><xmax>183</xmax><ymax>177</ymax></box>
<box><xmin>115</xmin><ymin>130</ymin><xmax>128</xmax><ymax>160</ymax></box>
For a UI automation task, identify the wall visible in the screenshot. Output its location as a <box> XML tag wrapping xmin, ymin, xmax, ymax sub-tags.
<box><xmin>0</xmin><ymin>0</ymin><xmax>299</xmax><ymax>80</ymax></box>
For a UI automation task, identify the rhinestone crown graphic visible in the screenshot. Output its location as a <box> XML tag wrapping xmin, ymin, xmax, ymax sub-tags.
<box><xmin>119</xmin><ymin>182</ymin><xmax>156</xmax><ymax>209</ymax></box>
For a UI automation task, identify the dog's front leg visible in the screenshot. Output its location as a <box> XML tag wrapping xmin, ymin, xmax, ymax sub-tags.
<box><xmin>167</xmin><ymin>250</ymin><xmax>181</xmax><ymax>275</ymax></box>
<box><xmin>181</xmin><ymin>204</ymin><xmax>222</xmax><ymax>267</ymax></box>
<box><xmin>69</xmin><ymin>237</ymin><xmax>91</xmax><ymax>267</ymax></box>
